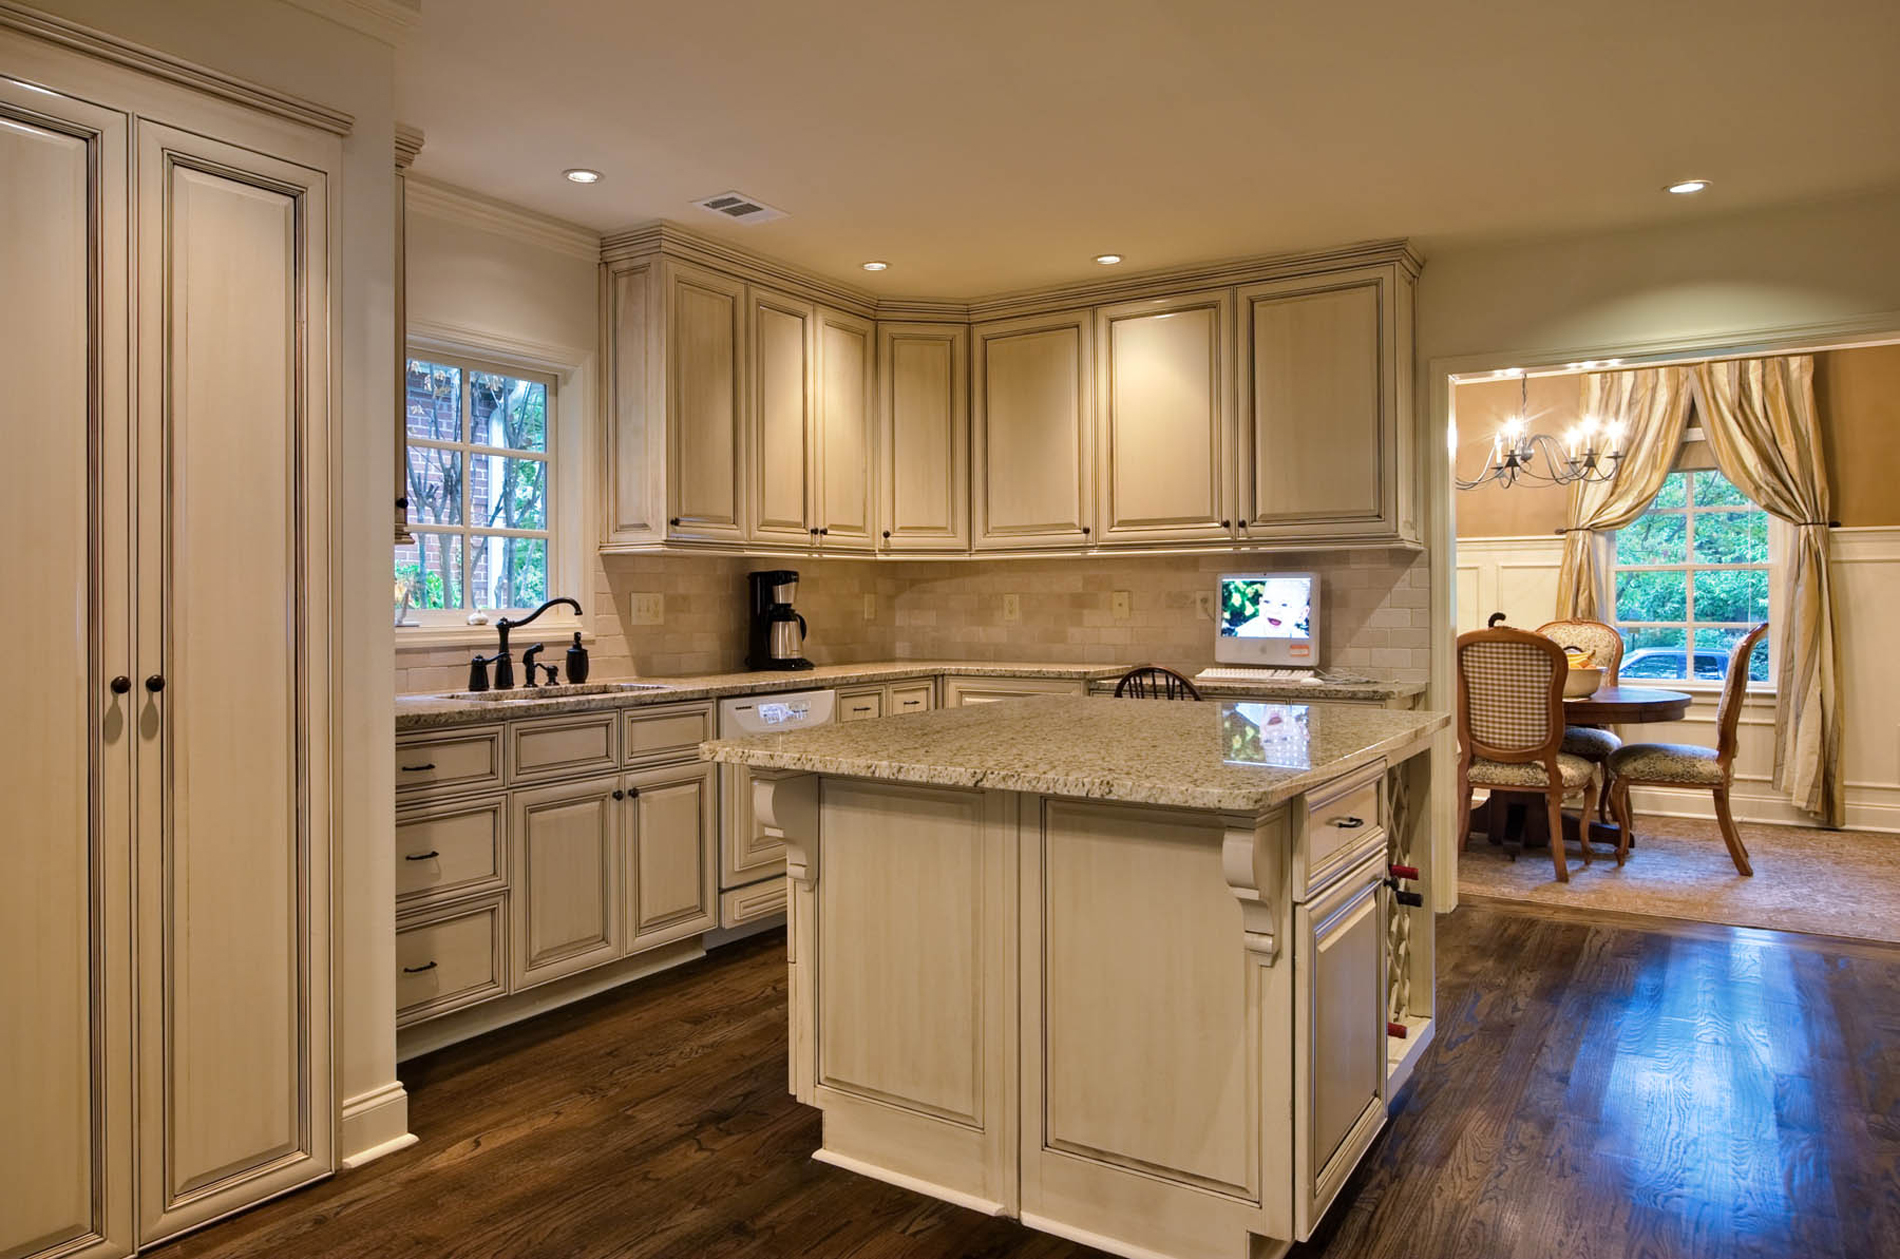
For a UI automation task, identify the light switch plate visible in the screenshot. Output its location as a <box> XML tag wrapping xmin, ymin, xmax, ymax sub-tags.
<box><xmin>629</xmin><ymin>593</ymin><xmax>664</xmax><ymax>626</ymax></box>
<box><xmin>1111</xmin><ymin>590</ymin><xmax>1131</xmax><ymax>621</ymax></box>
<box><xmin>1003</xmin><ymin>593</ymin><xmax>1021</xmax><ymax>623</ymax></box>
<box><xmin>862</xmin><ymin>592</ymin><xmax>877</xmax><ymax>621</ymax></box>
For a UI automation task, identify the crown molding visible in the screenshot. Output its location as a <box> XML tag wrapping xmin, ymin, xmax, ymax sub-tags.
<box><xmin>0</xmin><ymin>1</ymin><xmax>353</xmax><ymax>134</ymax></box>
<box><xmin>601</xmin><ymin>221</ymin><xmax>881</xmax><ymax>318</ymax></box>
<box><xmin>405</xmin><ymin>176</ymin><xmax>600</xmax><ymax>262</ymax></box>
<box><xmin>283</xmin><ymin>0</ymin><xmax>419</xmax><ymax>46</ymax></box>
<box><xmin>393</xmin><ymin>122</ymin><xmax>424</xmax><ymax>170</ymax></box>
<box><xmin>600</xmin><ymin>219</ymin><xmax>1420</xmax><ymax>324</ymax></box>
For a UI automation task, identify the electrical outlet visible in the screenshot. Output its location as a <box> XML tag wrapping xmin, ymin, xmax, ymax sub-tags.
<box><xmin>1111</xmin><ymin>590</ymin><xmax>1131</xmax><ymax>621</ymax></box>
<box><xmin>1195</xmin><ymin>591</ymin><xmax>1215</xmax><ymax>619</ymax></box>
<box><xmin>629</xmin><ymin>592</ymin><xmax>663</xmax><ymax>626</ymax></box>
<box><xmin>1002</xmin><ymin>593</ymin><xmax>1021</xmax><ymax>623</ymax></box>
<box><xmin>862</xmin><ymin>592</ymin><xmax>877</xmax><ymax>621</ymax></box>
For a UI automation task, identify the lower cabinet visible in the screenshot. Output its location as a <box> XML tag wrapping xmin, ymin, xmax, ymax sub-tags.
<box><xmin>624</xmin><ymin>761</ymin><xmax>719</xmax><ymax>950</ymax></box>
<box><xmin>396</xmin><ymin>896</ymin><xmax>507</xmax><ymax>1027</ymax></box>
<box><xmin>943</xmin><ymin>676</ymin><xmax>1087</xmax><ymax>706</ymax></box>
<box><xmin>511</xmin><ymin>776</ymin><xmax>624</xmax><ymax>989</ymax></box>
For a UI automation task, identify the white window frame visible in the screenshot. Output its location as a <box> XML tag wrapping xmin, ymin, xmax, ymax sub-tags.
<box><xmin>1612</xmin><ymin>459</ymin><xmax>1780</xmax><ymax>692</ymax></box>
<box><xmin>397</xmin><ymin>336</ymin><xmax>589</xmax><ymax>645</ymax></box>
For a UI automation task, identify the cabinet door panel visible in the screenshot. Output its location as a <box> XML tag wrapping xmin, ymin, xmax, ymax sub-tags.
<box><xmin>973</xmin><ymin>310</ymin><xmax>1093</xmax><ymax>548</ymax></box>
<box><xmin>0</xmin><ymin>79</ymin><xmax>133</xmax><ymax>1259</ymax></box>
<box><xmin>748</xmin><ymin>288</ymin><xmax>814</xmax><ymax>545</ymax></box>
<box><xmin>1095</xmin><ymin>292</ymin><xmax>1234</xmax><ymax>544</ymax></box>
<box><xmin>625</xmin><ymin>763</ymin><xmax>718</xmax><ymax>951</ymax></box>
<box><xmin>720</xmin><ymin>763</ymin><xmax>787</xmax><ymax>887</ymax></box>
<box><xmin>511</xmin><ymin>777</ymin><xmax>622</xmax><ymax>988</ymax></box>
<box><xmin>878</xmin><ymin>323</ymin><xmax>968</xmax><ymax>552</ymax></box>
<box><xmin>603</xmin><ymin>260</ymin><xmax>665</xmax><ymax>544</ymax></box>
<box><xmin>665</xmin><ymin>261</ymin><xmax>746</xmax><ymax>540</ymax></box>
<box><xmin>134</xmin><ymin>120</ymin><xmax>335</xmax><ymax>1245</ymax></box>
<box><xmin>816</xmin><ymin>307</ymin><xmax>876</xmax><ymax>550</ymax></box>
<box><xmin>1240</xmin><ymin>275</ymin><xmax>1390</xmax><ymax>535</ymax></box>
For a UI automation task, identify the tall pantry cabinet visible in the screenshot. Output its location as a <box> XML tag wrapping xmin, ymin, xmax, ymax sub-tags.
<box><xmin>2</xmin><ymin>21</ymin><xmax>340</xmax><ymax>1257</ymax></box>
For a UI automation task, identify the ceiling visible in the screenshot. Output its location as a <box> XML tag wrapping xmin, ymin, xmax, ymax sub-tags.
<box><xmin>396</xmin><ymin>0</ymin><xmax>1900</xmax><ymax>299</ymax></box>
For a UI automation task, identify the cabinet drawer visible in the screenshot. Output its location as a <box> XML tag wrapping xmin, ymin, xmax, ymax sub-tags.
<box><xmin>395</xmin><ymin>796</ymin><xmax>506</xmax><ymax>905</ymax></box>
<box><xmin>943</xmin><ymin>677</ymin><xmax>1086</xmax><ymax>706</ymax></box>
<box><xmin>720</xmin><ymin>879</ymin><xmax>786</xmax><ymax>928</ymax></box>
<box><xmin>837</xmin><ymin>688</ymin><xmax>884</xmax><ymax>722</ymax></box>
<box><xmin>396</xmin><ymin>726</ymin><xmax>504</xmax><ymax>799</ymax></box>
<box><xmin>624</xmin><ymin>701</ymin><xmax>713</xmax><ymax>767</ymax></box>
<box><xmin>888</xmin><ymin>682</ymin><xmax>934</xmax><ymax>714</ymax></box>
<box><xmin>396</xmin><ymin>896</ymin><xmax>507</xmax><ymax>1026</ymax></box>
<box><xmin>510</xmin><ymin>711</ymin><xmax>619</xmax><ymax>784</ymax></box>
<box><xmin>1297</xmin><ymin>760</ymin><xmax>1385</xmax><ymax>898</ymax></box>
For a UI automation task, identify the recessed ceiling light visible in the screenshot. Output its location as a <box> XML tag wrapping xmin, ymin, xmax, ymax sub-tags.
<box><xmin>1664</xmin><ymin>178</ymin><xmax>1710</xmax><ymax>195</ymax></box>
<box><xmin>563</xmin><ymin>168</ymin><xmax>602</xmax><ymax>184</ymax></box>
<box><xmin>861</xmin><ymin>261</ymin><xmax>888</xmax><ymax>272</ymax></box>
<box><xmin>1094</xmin><ymin>253</ymin><xmax>1123</xmax><ymax>265</ymax></box>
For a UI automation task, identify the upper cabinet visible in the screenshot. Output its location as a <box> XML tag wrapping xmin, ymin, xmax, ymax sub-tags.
<box><xmin>746</xmin><ymin>286</ymin><xmax>815</xmax><ymax>547</ymax></box>
<box><xmin>1093</xmin><ymin>290</ymin><xmax>1235</xmax><ymax>546</ymax></box>
<box><xmin>972</xmin><ymin>309</ymin><xmax>1095</xmax><ymax>550</ymax></box>
<box><xmin>877</xmin><ymin>322</ymin><xmax>969</xmax><ymax>553</ymax></box>
<box><xmin>1237</xmin><ymin>264</ymin><xmax>1416</xmax><ymax>544</ymax></box>
<box><xmin>597</xmin><ymin>235</ymin><xmax>1417</xmax><ymax>558</ymax></box>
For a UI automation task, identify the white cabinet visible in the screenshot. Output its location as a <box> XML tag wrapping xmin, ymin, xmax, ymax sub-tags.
<box><xmin>973</xmin><ymin>309</ymin><xmax>1095</xmax><ymax>549</ymax></box>
<box><xmin>624</xmin><ymin>761</ymin><xmax>719</xmax><ymax>950</ymax></box>
<box><xmin>511</xmin><ymin>776</ymin><xmax>624</xmax><ymax>989</ymax></box>
<box><xmin>1237</xmin><ymin>265</ymin><xmax>1416</xmax><ymax>544</ymax></box>
<box><xmin>664</xmin><ymin>259</ymin><xmax>749</xmax><ymax>542</ymax></box>
<box><xmin>943</xmin><ymin>676</ymin><xmax>1088</xmax><ymax>706</ymax></box>
<box><xmin>1094</xmin><ymin>290</ymin><xmax>1236</xmax><ymax>545</ymax></box>
<box><xmin>815</xmin><ymin>306</ymin><xmax>878</xmax><ymax>550</ymax></box>
<box><xmin>747</xmin><ymin>286</ymin><xmax>816</xmax><ymax>546</ymax></box>
<box><xmin>1</xmin><ymin>33</ymin><xmax>340</xmax><ymax>1252</ymax></box>
<box><xmin>877</xmin><ymin>321</ymin><xmax>969</xmax><ymax>553</ymax></box>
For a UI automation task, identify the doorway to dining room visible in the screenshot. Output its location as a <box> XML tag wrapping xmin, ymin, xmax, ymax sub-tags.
<box><xmin>1442</xmin><ymin>341</ymin><xmax>1900</xmax><ymax>943</ymax></box>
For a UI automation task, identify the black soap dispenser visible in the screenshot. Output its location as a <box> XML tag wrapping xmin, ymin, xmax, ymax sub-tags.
<box><xmin>565</xmin><ymin>632</ymin><xmax>590</xmax><ymax>685</ymax></box>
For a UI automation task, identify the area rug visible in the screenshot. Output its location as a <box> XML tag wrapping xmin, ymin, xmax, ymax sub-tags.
<box><xmin>1457</xmin><ymin>814</ymin><xmax>1900</xmax><ymax>944</ymax></box>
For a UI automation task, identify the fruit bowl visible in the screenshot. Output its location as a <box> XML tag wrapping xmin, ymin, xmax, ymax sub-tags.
<box><xmin>1563</xmin><ymin>666</ymin><xmax>1603</xmax><ymax>699</ymax></box>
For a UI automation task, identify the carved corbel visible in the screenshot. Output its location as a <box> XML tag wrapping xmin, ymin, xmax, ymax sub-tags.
<box><xmin>1222</xmin><ymin>813</ymin><xmax>1287</xmax><ymax>965</ymax></box>
<box><xmin>754</xmin><ymin>770</ymin><xmax>819</xmax><ymax>886</ymax></box>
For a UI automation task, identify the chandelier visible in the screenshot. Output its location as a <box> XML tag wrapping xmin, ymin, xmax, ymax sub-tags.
<box><xmin>1456</xmin><ymin>372</ymin><xmax>1626</xmax><ymax>491</ymax></box>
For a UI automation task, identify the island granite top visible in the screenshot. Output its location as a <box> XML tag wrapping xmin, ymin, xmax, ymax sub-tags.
<box><xmin>701</xmin><ymin>694</ymin><xmax>1448</xmax><ymax>812</ymax></box>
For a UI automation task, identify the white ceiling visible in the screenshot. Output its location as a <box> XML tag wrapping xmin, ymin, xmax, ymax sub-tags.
<box><xmin>396</xmin><ymin>0</ymin><xmax>1900</xmax><ymax>298</ymax></box>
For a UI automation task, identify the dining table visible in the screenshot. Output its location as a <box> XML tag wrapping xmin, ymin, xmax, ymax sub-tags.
<box><xmin>1471</xmin><ymin>684</ymin><xmax>1695</xmax><ymax>852</ymax></box>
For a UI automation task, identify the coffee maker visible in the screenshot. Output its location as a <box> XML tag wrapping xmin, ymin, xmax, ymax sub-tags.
<box><xmin>746</xmin><ymin>569</ymin><xmax>813</xmax><ymax>670</ymax></box>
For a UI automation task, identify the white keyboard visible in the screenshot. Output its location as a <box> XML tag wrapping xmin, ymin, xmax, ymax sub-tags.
<box><xmin>1194</xmin><ymin>667</ymin><xmax>1320</xmax><ymax>684</ymax></box>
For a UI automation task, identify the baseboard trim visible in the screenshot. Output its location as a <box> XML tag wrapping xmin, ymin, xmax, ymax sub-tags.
<box><xmin>338</xmin><ymin>1081</ymin><xmax>413</xmax><ymax>1168</ymax></box>
<box><xmin>1628</xmin><ymin>785</ymin><xmax>1899</xmax><ymax>834</ymax></box>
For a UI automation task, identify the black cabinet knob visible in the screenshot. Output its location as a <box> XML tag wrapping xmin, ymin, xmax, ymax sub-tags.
<box><xmin>1221</xmin><ymin>520</ymin><xmax>1231</xmax><ymax>529</ymax></box>
<box><xmin>612</xmin><ymin>789</ymin><xmax>625</xmax><ymax>800</ymax></box>
<box><xmin>395</xmin><ymin>496</ymin><xmax>409</xmax><ymax>510</ymax></box>
<box><xmin>1081</xmin><ymin>526</ymin><xmax>1091</xmax><ymax>536</ymax></box>
<box><xmin>145</xmin><ymin>674</ymin><xmax>165</xmax><ymax>693</ymax></box>
<box><xmin>669</xmin><ymin>517</ymin><xmax>681</xmax><ymax>527</ymax></box>
<box><xmin>110</xmin><ymin>676</ymin><xmax>131</xmax><ymax>694</ymax></box>
<box><xmin>882</xmin><ymin>530</ymin><xmax>891</xmax><ymax>540</ymax></box>
<box><xmin>818</xmin><ymin>527</ymin><xmax>829</xmax><ymax>536</ymax></box>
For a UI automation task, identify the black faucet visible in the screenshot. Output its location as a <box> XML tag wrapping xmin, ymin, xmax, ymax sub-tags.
<box><xmin>521</xmin><ymin>642</ymin><xmax>550</xmax><ymax>687</ymax></box>
<box><xmin>492</xmin><ymin>598</ymin><xmax>583</xmax><ymax>689</ymax></box>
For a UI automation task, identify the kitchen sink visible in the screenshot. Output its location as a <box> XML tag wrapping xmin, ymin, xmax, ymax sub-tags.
<box><xmin>442</xmin><ymin>682</ymin><xmax>675</xmax><ymax>703</ymax></box>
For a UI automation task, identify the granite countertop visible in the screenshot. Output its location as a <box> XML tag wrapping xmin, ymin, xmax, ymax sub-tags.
<box><xmin>395</xmin><ymin>660</ymin><xmax>1130</xmax><ymax>731</ymax></box>
<box><xmin>701</xmin><ymin>694</ymin><xmax>1448</xmax><ymax>812</ymax></box>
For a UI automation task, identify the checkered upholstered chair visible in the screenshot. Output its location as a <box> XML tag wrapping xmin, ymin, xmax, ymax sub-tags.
<box><xmin>1535</xmin><ymin>617</ymin><xmax>1626</xmax><ymax>818</ymax></box>
<box><xmin>1607</xmin><ymin>622</ymin><xmax>1767</xmax><ymax>875</ymax></box>
<box><xmin>1457</xmin><ymin>626</ymin><xmax>1601</xmax><ymax>883</ymax></box>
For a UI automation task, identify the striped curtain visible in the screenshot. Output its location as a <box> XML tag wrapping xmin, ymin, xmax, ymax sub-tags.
<box><xmin>1691</xmin><ymin>357</ymin><xmax>1845</xmax><ymax>827</ymax></box>
<box><xmin>1556</xmin><ymin>368</ymin><xmax>1694</xmax><ymax>619</ymax></box>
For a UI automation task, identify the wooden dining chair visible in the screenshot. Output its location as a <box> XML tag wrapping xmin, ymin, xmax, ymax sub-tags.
<box><xmin>1457</xmin><ymin>626</ymin><xmax>1601</xmax><ymax>883</ymax></box>
<box><xmin>1114</xmin><ymin>664</ymin><xmax>1202</xmax><ymax>700</ymax></box>
<box><xmin>1606</xmin><ymin>622</ymin><xmax>1768</xmax><ymax>875</ymax></box>
<box><xmin>1535</xmin><ymin>616</ymin><xmax>1626</xmax><ymax>819</ymax></box>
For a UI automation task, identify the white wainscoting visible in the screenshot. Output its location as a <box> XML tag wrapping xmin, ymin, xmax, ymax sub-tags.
<box><xmin>1453</xmin><ymin>528</ymin><xmax>1900</xmax><ymax>833</ymax></box>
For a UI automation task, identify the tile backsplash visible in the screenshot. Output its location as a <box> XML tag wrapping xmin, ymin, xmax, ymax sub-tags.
<box><xmin>395</xmin><ymin>549</ymin><xmax>1430</xmax><ymax>693</ymax></box>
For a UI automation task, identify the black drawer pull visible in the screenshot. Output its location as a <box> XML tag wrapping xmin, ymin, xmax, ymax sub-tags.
<box><xmin>1334</xmin><ymin>815</ymin><xmax>1366</xmax><ymax>829</ymax></box>
<box><xmin>404</xmin><ymin>850</ymin><xmax>440</xmax><ymax>861</ymax></box>
<box><xmin>400</xmin><ymin>763</ymin><xmax>436</xmax><ymax>773</ymax></box>
<box><xmin>402</xmin><ymin>961</ymin><xmax>437</xmax><ymax>974</ymax></box>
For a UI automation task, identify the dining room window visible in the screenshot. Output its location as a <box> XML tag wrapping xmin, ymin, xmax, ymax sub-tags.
<box><xmin>394</xmin><ymin>353</ymin><xmax>555</xmax><ymax>621</ymax></box>
<box><xmin>1612</xmin><ymin>467</ymin><xmax>1772</xmax><ymax>683</ymax></box>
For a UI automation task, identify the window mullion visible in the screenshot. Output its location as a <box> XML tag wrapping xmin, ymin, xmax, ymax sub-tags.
<box><xmin>460</xmin><ymin>369</ymin><xmax>474</xmax><ymax>611</ymax></box>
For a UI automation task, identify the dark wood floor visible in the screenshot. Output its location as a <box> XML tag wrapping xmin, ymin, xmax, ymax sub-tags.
<box><xmin>151</xmin><ymin>903</ymin><xmax>1900</xmax><ymax>1259</ymax></box>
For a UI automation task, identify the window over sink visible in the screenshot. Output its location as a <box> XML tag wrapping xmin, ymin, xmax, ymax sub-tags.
<box><xmin>396</xmin><ymin>353</ymin><xmax>556</xmax><ymax>625</ymax></box>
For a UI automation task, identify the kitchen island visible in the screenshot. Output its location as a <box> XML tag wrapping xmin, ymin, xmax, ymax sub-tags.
<box><xmin>703</xmin><ymin>695</ymin><xmax>1447</xmax><ymax>1259</ymax></box>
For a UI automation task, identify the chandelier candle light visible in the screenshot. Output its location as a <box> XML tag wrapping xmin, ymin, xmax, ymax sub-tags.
<box><xmin>1457</xmin><ymin>372</ymin><xmax>1627</xmax><ymax>490</ymax></box>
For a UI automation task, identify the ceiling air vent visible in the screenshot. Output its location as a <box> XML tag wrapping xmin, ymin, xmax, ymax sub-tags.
<box><xmin>691</xmin><ymin>191</ymin><xmax>787</xmax><ymax>225</ymax></box>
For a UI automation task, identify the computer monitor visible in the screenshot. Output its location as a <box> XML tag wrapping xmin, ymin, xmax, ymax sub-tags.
<box><xmin>1214</xmin><ymin>572</ymin><xmax>1320</xmax><ymax>668</ymax></box>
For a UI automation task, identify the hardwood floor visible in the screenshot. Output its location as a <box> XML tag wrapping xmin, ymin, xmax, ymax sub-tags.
<box><xmin>150</xmin><ymin>903</ymin><xmax>1900</xmax><ymax>1259</ymax></box>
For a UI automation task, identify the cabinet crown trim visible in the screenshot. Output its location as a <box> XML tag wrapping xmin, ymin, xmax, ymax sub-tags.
<box><xmin>0</xmin><ymin>1</ymin><xmax>355</xmax><ymax>134</ymax></box>
<box><xmin>407</xmin><ymin>176</ymin><xmax>600</xmax><ymax>261</ymax></box>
